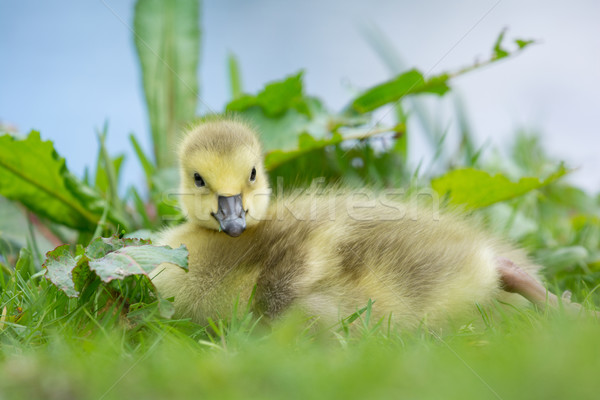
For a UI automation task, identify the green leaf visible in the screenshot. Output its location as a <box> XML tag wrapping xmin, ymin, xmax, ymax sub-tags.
<box><xmin>85</xmin><ymin>237</ymin><xmax>117</xmax><ymax>260</ymax></box>
<box><xmin>237</xmin><ymin>107</ymin><xmax>311</xmax><ymax>151</ymax></box>
<box><xmin>227</xmin><ymin>72</ymin><xmax>310</xmax><ymax>118</ymax></box>
<box><xmin>515</xmin><ymin>39</ymin><xmax>535</xmax><ymax>49</ymax></box>
<box><xmin>256</xmin><ymin>73</ymin><xmax>309</xmax><ymax>117</ymax></box>
<box><xmin>44</xmin><ymin>235</ymin><xmax>187</xmax><ymax>297</ymax></box>
<box><xmin>85</xmin><ymin>236</ymin><xmax>152</xmax><ymax>259</ymax></box>
<box><xmin>431</xmin><ymin>166</ymin><xmax>569</xmax><ymax>209</ymax></box>
<box><xmin>88</xmin><ymin>244</ymin><xmax>188</xmax><ymax>283</ymax></box>
<box><xmin>43</xmin><ymin>245</ymin><xmax>89</xmax><ymax>298</ymax></box>
<box><xmin>134</xmin><ymin>0</ymin><xmax>201</xmax><ymax>168</ymax></box>
<box><xmin>0</xmin><ymin>132</ymin><xmax>114</xmax><ymax>231</ymax></box>
<box><xmin>350</xmin><ymin>69</ymin><xmax>450</xmax><ymax>114</ymax></box>
<box><xmin>226</xmin><ymin>94</ymin><xmax>258</xmax><ymax>112</ymax></box>
<box><xmin>232</xmin><ymin>97</ymin><xmax>330</xmax><ymax>152</ymax></box>
<box><xmin>493</xmin><ymin>32</ymin><xmax>536</xmax><ymax>58</ymax></box>
<box><xmin>492</xmin><ymin>28</ymin><xmax>509</xmax><ymax>60</ymax></box>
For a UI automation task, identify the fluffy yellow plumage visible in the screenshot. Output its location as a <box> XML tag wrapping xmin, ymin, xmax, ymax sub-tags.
<box><xmin>152</xmin><ymin>118</ymin><xmax>551</xmax><ymax>329</ymax></box>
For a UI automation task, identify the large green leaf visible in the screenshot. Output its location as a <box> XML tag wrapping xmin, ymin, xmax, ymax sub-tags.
<box><xmin>236</xmin><ymin>107</ymin><xmax>313</xmax><ymax>152</ymax></box>
<box><xmin>431</xmin><ymin>166</ymin><xmax>568</xmax><ymax>209</ymax></box>
<box><xmin>0</xmin><ymin>132</ymin><xmax>116</xmax><ymax>231</ymax></box>
<box><xmin>134</xmin><ymin>0</ymin><xmax>201</xmax><ymax>168</ymax></box>
<box><xmin>83</xmin><ymin>236</ymin><xmax>150</xmax><ymax>258</ymax></box>
<box><xmin>89</xmin><ymin>244</ymin><xmax>188</xmax><ymax>283</ymax></box>
<box><xmin>44</xmin><ymin>235</ymin><xmax>188</xmax><ymax>297</ymax></box>
<box><xmin>350</xmin><ymin>69</ymin><xmax>450</xmax><ymax>114</ymax></box>
<box><xmin>232</xmin><ymin>99</ymin><xmax>330</xmax><ymax>152</ymax></box>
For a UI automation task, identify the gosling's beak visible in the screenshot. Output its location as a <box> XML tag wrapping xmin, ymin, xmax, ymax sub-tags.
<box><xmin>213</xmin><ymin>194</ymin><xmax>246</xmax><ymax>237</ymax></box>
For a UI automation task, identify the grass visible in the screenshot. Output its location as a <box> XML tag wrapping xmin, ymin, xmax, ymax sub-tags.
<box><xmin>1</xmin><ymin>265</ymin><xmax>600</xmax><ymax>400</ymax></box>
<box><xmin>2</xmin><ymin>311</ymin><xmax>600</xmax><ymax>399</ymax></box>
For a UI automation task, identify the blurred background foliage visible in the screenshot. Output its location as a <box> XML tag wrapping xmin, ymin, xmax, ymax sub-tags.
<box><xmin>0</xmin><ymin>1</ymin><xmax>599</xmax><ymax>398</ymax></box>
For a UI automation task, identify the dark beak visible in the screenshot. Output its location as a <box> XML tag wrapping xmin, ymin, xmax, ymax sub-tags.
<box><xmin>213</xmin><ymin>194</ymin><xmax>246</xmax><ymax>237</ymax></box>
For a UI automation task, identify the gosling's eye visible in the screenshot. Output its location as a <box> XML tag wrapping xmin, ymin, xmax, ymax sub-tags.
<box><xmin>194</xmin><ymin>172</ymin><xmax>205</xmax><ymax>187</ymax></box>
<box><xmin>250</xmin><ymin>167</ymin><xmax>257</xmax><ymax>182</ymax></box>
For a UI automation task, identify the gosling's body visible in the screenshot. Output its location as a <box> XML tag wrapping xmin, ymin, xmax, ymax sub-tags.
<box><xmin>152</xmin><ymin>119</ymin><xmax>542</xmax><ymax>328</ymax></box>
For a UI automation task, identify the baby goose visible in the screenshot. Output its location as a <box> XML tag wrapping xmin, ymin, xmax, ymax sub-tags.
<box><xmin>152</xmin><ymin>119</ymin><xmax>562</xmax><ymax>329</ymax></box>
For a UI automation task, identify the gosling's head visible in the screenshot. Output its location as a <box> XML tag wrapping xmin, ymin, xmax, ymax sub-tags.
<box><xmin>178</xmin><ymin>119</ymin><xmax>270</xmax><ymax>237</ymax></box>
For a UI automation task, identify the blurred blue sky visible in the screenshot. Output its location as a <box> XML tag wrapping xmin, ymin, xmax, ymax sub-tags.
<box><xmin>1</xmin><ymin>0</ymin><xmax>599</xmax><ymax>191</ymax></box>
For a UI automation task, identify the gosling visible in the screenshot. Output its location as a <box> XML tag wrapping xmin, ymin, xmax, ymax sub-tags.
<box><xmin>152</xmin><ymin>119</ymin><xmax>567</xmax><ymax>329</ymax></box>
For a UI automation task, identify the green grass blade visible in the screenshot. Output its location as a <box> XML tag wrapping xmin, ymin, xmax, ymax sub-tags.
<box><xmin>129</xmin><ymin>133</ymin><xmax>156</xmax><ymax>187</ymax></box>
<box><xmin>228</xmin><ymin>52</ymin><xmax>243</xmax><ymax>100</ymax></box>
